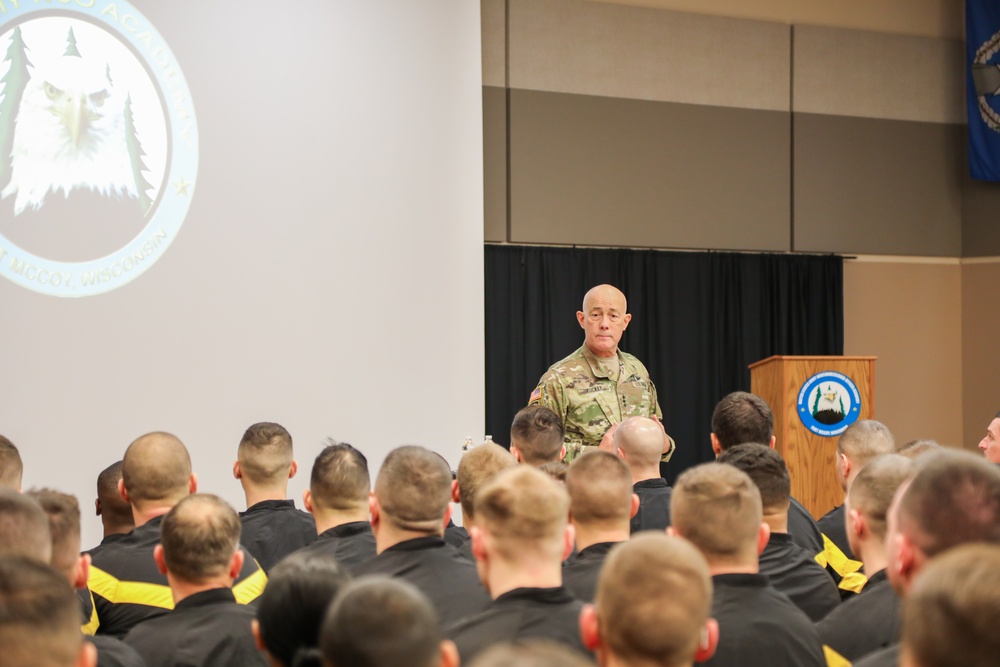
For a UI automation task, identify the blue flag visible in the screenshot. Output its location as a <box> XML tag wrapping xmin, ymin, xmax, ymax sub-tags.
<box><xmin>968</xmin><ymin>1</ymin><xmax>1000</xmax><ymax>181</ymax></box>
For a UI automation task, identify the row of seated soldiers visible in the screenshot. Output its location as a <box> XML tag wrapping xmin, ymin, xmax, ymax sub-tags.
<box><xmin>0</xmin><ymin>391</ymin><xmax>999</xmax><ymax>667</ymax></box>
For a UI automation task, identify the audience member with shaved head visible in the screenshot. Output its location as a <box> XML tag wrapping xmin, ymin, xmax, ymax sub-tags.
<box><xmin>669</xmin><ymin>463</ymin><xmax>824</xmax><ymax>667</ymax></box>
<box><xmin>509</xmin><ymin>405</ymin><xmax>566</xmax><ymax>466</ymax></box>
<box><xmin>294</xmin><ymin>441</ymin><xmax>375</xmax><ymax>567</ymax></box>
<box><xmin>22</xmin><ymin>489</ymin><xmax>145</xmax><ymax>667</ymax></box>
<box><xmin>469</xmin><ymin>640</ymin><xmax>593</xmax><ymax>667</ymax></box>
<box><xmin>452</xmin><ymin>443</ymin><xmax>518</xmax><ymax>560</ymax></box>
<box><xmin>253</xmin><ymin>551</ymin><xmax>351</xmax><ymax>667</ymax></box>
<box><xmin>448</xmin><ymin>466</ymin><xmax>588</xmax><ymax>663</ymax></box>
<box><xmin>709</xmin><ymin>392</ymin><xmax>824</xmax><ymax>557</ymax></box>
<box><xmin>0</xmin><ymin>435</ymin><xmax>23</xmax><ymax>491</ymax></box>
<box><xmin>717</xmin><ymin>445</ymin><xmax>839</xmax><ymax>621</ymax></box>
<box><xmin>0</xmin><ymin>556</ymin><xmax>98</xmax><ymax>667</ymax></box>
<box><xmin>123</xmin><ymin>494</ymin><xmax>267</xmax><ymax>667</ymax></box>
<box><xmin>899</xmin><ymin>543</ymin><xmax>1000</xmax><ymax>667</ymax></box>
<box><xmin>93</xmin><ymin>462</ymin><xmax>135</xmax><ymax>549</ymax></box>
<box><xmin>613</xmin><ymin>416</ymin><xmax>673</xmax><ymax>532</ymax></box>
<box><xmin>321</xmin><ymin>577</ymin><xmax>458</xmax><ymax>667</ymax></box>
<box><xmin>854</xmin><ymin>449</ymin><xmax>1000</xmax><ymax>667</ymax></box>
<box><xmin>353</xmin><ymin>445</ymin><xmax>488</xmax><ymax>626</ymax></box>
<box><xmin>819</xmin><ymin>454</ymin><xmax>914</xmax><ymax>662</ymax></box>
<box><xmin>580</xmin><ymin>533</ymin><xmax>718</xmax><ymax>667</ymax></box>
<box><xmin>89</xmin><ymin>432</ymin><xmax>266</xmax><ymax>638</ymax></box>
<box><xmin>818</xmin><ymin>420</ymin><xmax>895</xmax><ymax>561</ymax></box>
<box><xmin>562</xmin><ymin>450</ymin><xmax>637</xmax><ymax>602</ymax></box>
<box><xmin>233</xmin><ymin>422</ymin><xmax>316</xmax><ymax>572</ymax></box>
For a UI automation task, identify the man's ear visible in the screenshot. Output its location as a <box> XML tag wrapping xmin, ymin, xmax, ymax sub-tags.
<box><xmin>710</xmin><ymin>433</ymin><xmax>722</xmax><ymax>457</ymax></box>
<box><xmin>95</xmin><ymin>498</ymin><xmax>102</xmax><ymax>517</ymax></box>
<box><xmin>840</xmin><ymin>454</ymin><xmax>852</xmax><ymax>482</ymax></box>
<box><xmin>576</xmin><ymin>311</ymin><xmax>586</xmax><ymax>329</ymax></box>
<box><xmin>848</xmin><ymin>508</ymin><xmax>865</xmax><ymax>541</ymax></box>
<box><xmin>756</xmin><ymin>522</ymin><xmax>771</xmax><ymax>556</ymax></box>
<box><xmin>188</xmin><ymin>473</ymin><xmax>198</xmax><ymax>494</ymax></box>
<box><xmin>369</xmin><ymin>493</ymin><xmax>381</xmax><ymax>528</ymax></box>
<box><xmin>232</xmin><ymin>461</ymin><xmax>242</xmax><ymax>480</ymax></box>
<box><xmin>768</xmin><ymin>435</ymin><xmax>777</xmax><ymax>450</ymax></box>
<box><xmin>229</xmin><ymin>549</ymin><xmax>245</xmax><ymax>580</ymax></box>
<box><xmin>118</xmin><ymin>479</ymin><xmax>130</xmax><ymax>505</ymax></box>
<box><xmin>510</xmin><ymin>445</ymin><xmax>523</xmax><ymax>463</ymax></box>
<box><xmin>77</xmin><ymin>639</ymin><xmax>98</xmax><ymax>667</ymax></box>
<box><xmin>629</xmin><ymin>493</ymin><xmax>640</xmax><ymax>519</ymax></box>
<box><xmin>470</xmin><ymin>526</ymin><xmax>487</xmax><ymax>564</ymax></box>
<box><xmin>450</xmin><ymin>479</ymin><xmax>461</xmax><ymax>504</ymax></box>
<box><xmin>153</xmin><ymin>544</ymin><xmax>168</xmax><ymax>575</ymax></box>
<box><xmin>442</xmin><ymin>505</ymin><xmax>453</xmax><ymax>533</ymax></box>
<box><xmin>303</xmin><ymin>489</ymin><xmax>314</xmax><ymax>514</ymax></box>
<box><xmin>559</xmin><ymin>444</ymin><xmax>567</xmax><ymax>461</ymax></box>
<box><xmin>894</xmin><ymin>532</ymin><xmax>922</xmax><ymax>593</ymax></box>
<box><xmin>621</xmin><ymin>312</ymin><xmax>632</xmax><ymax>330</ymax></box>
<box><xmin>288</xmin><ymin>460</ymin><xmax>298</xmax><ymax>479</ymax></box>
<box><xmin>562</xmin><ymin>524</ymin><xmax>576</xmax><ymax>560</ymax></box>
<box><xmin>73</xmin><ymin>553</ymin><xmax>91</xmax><ymax>591</ymax></box>
<box><xmin>579</xmin><ymin>604</ymin><xmax>601</xmax><ymax>651</ymax></box>
<box><xmin>693</xmin><ymin>618</ymin><xmax>719</xmax><ymax>663</ymax></box>
<box><xmin>666</xmin><ymin>525</ymin><xmax>678</xmax><ymax>538</ymax></box>
<box><xmin>438</xmin><ymin>639</ymin><xmax>460</xmax><ymax>667</ymax></box>
<box><xmin>251</xmin><ymin>619</ymin><xmax>266</xmax><ymax>651</ymax></box>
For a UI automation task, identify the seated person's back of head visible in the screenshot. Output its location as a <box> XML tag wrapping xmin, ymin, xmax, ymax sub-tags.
<box><xmin>0</xmin><ymin>489</ymin><xmax>51</xmax><ymax>562</ymax></box>
<box><xmin>95</xmin><ymin>461</ymin><xmax>134</xmax><ymax>543</ymax></box>
<box><xmin>253</xmin><ymin>550</ymin><xmax>351</xmax><ymax>667</ymax></box>
<box><xmin>0</xmin><ymin>556</ymin><xmax>96</xmax><ymax>667</ymax></box>
<box><xmin>581</xmin><ymin>532</ymin><xmax>716</xmax><ymax>667</ymax></box>
<box><xmin>510</xmin><ymin>406</ymin><xmax>565</xmax><ymax>466</ymax></box>
<box><xmin>456</xmin><ymin>443</ymin><xmax>517</xmax><ymax>531</ymax></box>
<box><xmin>322</xmin><ymin>577</ymin><xmax>457</xmax><ymax>667</ymax></box>
<box><xmin>710</xmin><ymin>392</ymin><xmax>774</xmax><ymax>454</ymax></box>
<box><xmin>468</xmin><ymin>640</ymin><xmax>593</xmax><ymax>667</ymax></box>
<box><xmin>0</xmin><ymin>435</ymin><xmax>23</xmax><ymax>491</ymax></box>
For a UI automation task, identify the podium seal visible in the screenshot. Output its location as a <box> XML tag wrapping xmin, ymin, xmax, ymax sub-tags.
<box><xmin>797</xmin><ymin>371</ymin><xmax>861</xmax><ymax>437</ymax></box>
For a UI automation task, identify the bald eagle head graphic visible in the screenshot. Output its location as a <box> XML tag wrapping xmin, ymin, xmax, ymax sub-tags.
<box><xmin>1</xmin><ymin>34</ymin><xmax>140</xmax><ymax>216</ymax></box>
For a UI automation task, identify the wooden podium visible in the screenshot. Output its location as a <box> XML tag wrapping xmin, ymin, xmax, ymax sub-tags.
<box><xmin>749</xmin><ymin>356</ymin><xmax>876</xmax><ymax>519</ymax></box>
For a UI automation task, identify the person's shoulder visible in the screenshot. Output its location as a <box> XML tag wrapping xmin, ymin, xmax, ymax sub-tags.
<box><xmin>544</xmin><ymin>346</ymin><xmax>591</xmax><ymax>374</ymax></box>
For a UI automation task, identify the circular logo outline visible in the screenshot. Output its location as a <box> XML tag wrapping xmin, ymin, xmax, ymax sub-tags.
<box><xmin>796</xmin><ymin>371</ymin><xmax>862</xmax><ymax>437</ymax></box>
<box><xmin>0</xmin><ymin>2</ymin><xmax>197</xmax><ymax>297</ymax></box>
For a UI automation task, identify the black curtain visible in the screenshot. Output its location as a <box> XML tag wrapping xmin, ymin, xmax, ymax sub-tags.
<box><xmin>484</xmin><ymin>245</ymin><xmax>844</xmax><ymax>482</ymax></box>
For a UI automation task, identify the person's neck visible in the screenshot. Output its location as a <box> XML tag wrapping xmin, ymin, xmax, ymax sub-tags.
<box><xmin>857</xmin><ymin>541</ymin><xmax>888</xmax><ymax>577</ymax></box>
<box><xmin>166</xmin><ymin>573</ymin><xmax>233</xmax><ymax>605</ymax></box>
<box><xmin>314</xmin><ymin>509</ymin><xmax>370</xmax><ymax>535</ymax></box>
<box><xmin>603</xmin><ymin>652</ymin><xmax>687</xmax><ymax>667</ymax></box>
<box><xmin>573</xmin><ymin>523</ymin><xmax>630</xmax><ymax>552</ymax></box>
<box><xmin>586</xmin><ymin>343</ymin><xmax>618</xmax><ymax>359</ymax></box>
<box><xmin>706</xmin><ymin>552</ymin><xmax>759</xmax><ymax>576</ymax></box>
<box><xmin>762</xmin><ymin>511</ymin><xmax>788</xmax><ymax>535</ymax></box>
<box><xmin>131</xmin><ymin>504</ymin><xmax>175</xmax><ymax>527</ymax></box>
<box><xmin>484</xmin><ymin>554</ymin><xmax>564</xmax><ymax>599</ymax></box>
<box><xmin>631</xmin><ymin>468</ymin><xmax>662</xmax><ymax>485</ymax></box>
<box><xmin>102</xmin><ymin>522</ymin><xmax>134</xmax><ymax>539</ymax></box>
<box><xmin>374</xmin><ymin>522</ymin><xmax>441</xmax><ymax>554</ymax></box>
<box><xmin>242</xmin><ymin>484</ymin><xmax>288</xmax><ymax>509</ymax></box>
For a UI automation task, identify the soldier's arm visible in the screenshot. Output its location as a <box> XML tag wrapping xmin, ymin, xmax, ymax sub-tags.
<box><xmin>648</xmin><ymin>381</ymin><xmax>676</xmax><ymax>462</ymax></box>
<box><xmin>529</xmin><ymin>373</ymin><xmax>567</xmax><ymax>422</ymax></box>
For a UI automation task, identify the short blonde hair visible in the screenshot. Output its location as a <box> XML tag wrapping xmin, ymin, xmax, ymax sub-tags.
<box><xmin>671</xmin><ymin>463</ymin><xmax>761</xmax><ymax>564</ymax></box>
<box><xmin>475</xmin><ymin>466</ymin><xmax>569</xmax><ymax>562</ymax></box>
<box><xmin>566</xmin><ymin>450</ymin><xmax>632</xmax><ymax>528</ymax></box>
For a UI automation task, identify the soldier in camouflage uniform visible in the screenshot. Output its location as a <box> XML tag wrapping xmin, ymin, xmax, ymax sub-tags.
<box><xmin>529</xmin><ymin>285</ymin><xmax>675</xmax><ymax>462</ymax></box>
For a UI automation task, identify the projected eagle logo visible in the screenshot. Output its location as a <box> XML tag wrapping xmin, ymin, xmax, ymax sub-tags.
<box><xmin>0</xmin><ymin>26</ymin><xmax>153</xmax><ymax>217</ymax></box>
<box><xmin>0</xmin><ymin>3</ymin><xmax>197</xmax><ymax>298</ymax></box>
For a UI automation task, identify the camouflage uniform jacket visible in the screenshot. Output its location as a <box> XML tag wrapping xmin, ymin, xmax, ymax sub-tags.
<box><xmin>529</xmin><ymin>344</ymin><xmax>675</xmax><ymax>462</ymax></box>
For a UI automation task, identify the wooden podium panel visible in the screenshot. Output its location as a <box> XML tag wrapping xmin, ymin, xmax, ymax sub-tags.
<box><xmin>749</xmin><ymin>356</ymin><xmax>876</xmax><ymax>519</ymax></box>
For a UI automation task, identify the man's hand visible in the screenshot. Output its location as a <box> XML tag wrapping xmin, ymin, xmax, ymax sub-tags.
<box><xmin>599</xmin><ymin>422</ymin><xmax>620</xmax><ymax>453</ymax></box>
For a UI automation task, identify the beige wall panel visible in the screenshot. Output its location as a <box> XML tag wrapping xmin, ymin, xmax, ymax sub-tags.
<box><xmin>794</xmin><ymin>114</ymin><xmax>962</xmax><ymax>256</ymax></box>
<box><xmin>962</xmin><ymin>174</ymin><xmax>1000</xmax><ymax>257</ymax></box>
<box><xmin>843</xmin><ymin>260</ymin><xmax>963</xmax><ymax>447</ymax></box>
<box><xmin>793</xmin><ymin>26</ymin><xmax>963</xmax><ymax>124</ymax></box>
<box><xmin>508</xmin><ymin>0</ymin><xmax>790</xmax><ymax>111</ymax></box>
<box><xmin>481</xmin><ymin>0</ymin><xmax>506</xmax><ymax>87</ymax></box>
<box><xmin>483</xmin><ymin>86</ymin><xmax>508</xmax><ymax>242</ymax></box>
<box><xmin>962</xmin><ymin>261</ymin><xmax>1000</xmax><ymax>452</ymax></box>
<box><xmin>590</xmin><ymin>0</ymin><xmax>962</xmax><ymax>40</ymax></box>
<box><xmin>508</xmin><ymin>89</ymin><xmax>790</xmax><ymax>250</ymax></box>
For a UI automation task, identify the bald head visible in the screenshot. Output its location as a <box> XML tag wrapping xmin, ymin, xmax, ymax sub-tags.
<box><xmin>160</xmin><ymin>494</ymin><xmax>241</xmax><ymax>584</ymax></box>
<box><xmin>122</xmin><ymin>432</ymin><xmax>192</xmax><ymax>510</ymax></box>
<box><xmin>0</xmin><ymin>490</ymin><xmax>51</xmax><ymax>563</ymax></box>
<box><xmin>594</xmin><ymin>533</ymin><xmax>713</xmax><ymax>666</ymax></box>
<box><xmin>577</xmin><ymin>284</ymin><xmax>632</xmax><ymax>357</ymax></box>
<box><xmin>582</xmin><ymin>284</ymin><xmax>627</xmax><ymax>312</ymax></box>
<box><xmin>614</xmin><ymin>416</ymin><xmax>666</xmax><ymax>477</ymax></box>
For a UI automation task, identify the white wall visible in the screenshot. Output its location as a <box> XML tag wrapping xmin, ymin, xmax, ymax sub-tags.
<box><xmin>0</xmin><ymin>0</ymin><xmax>484</xmax><ymax>546</ymax></box>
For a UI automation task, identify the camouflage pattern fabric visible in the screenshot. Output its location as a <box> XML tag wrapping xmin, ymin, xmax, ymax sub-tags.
<box><xmin>530</xmin><ymin>345</ymin><xmax>675</xmax><ymax>462</ymax></box>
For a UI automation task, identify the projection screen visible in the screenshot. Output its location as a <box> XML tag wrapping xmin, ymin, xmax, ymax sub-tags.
<box><xmin>0</xmin><ymin>0</ymin><xmax>485</xmax><ymax>546</ymax></box>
